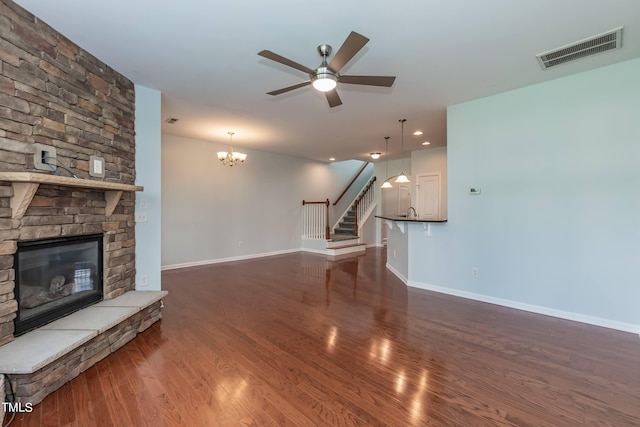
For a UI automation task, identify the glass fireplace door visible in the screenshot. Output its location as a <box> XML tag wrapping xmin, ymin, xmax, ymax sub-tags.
<box><xmin>14</xmin><ymin>234</ymin><xmax>104</xmax><ymax>335</ymax></box>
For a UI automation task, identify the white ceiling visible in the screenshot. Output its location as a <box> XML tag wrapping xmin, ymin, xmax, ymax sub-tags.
<box><xmin>14</xmin><ymin>0</ymin><xmax>640</xmax><ymax>162</ymax></box>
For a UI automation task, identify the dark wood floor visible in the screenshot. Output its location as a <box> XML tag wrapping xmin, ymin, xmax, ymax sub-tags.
<box><xmin>5</xmin><ymin>248</ymin><xmax>640</xmax><ymax>426</ymax></box>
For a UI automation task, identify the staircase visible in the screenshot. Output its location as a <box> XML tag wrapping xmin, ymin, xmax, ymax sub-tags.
<box><xmin>327</xmin><ymin>207</ymin><xmax>365</xmax><ymax>255</ymax></box>
<box><xmin>301</xmin><ymin>169</ymin><xmax>376</xmax><ymax>257</ymax></box>
<box><xmin>333</xmin><ymin>206</ymin><xmax>357</xmax><ymax>238</ymax></box>
<box><xmin>326</xmin><ymin>234</ymin><xmax>365</xmax><ymax>257</ymax></box>
<box><xmin>326</xmin><ymin>177</ymin><xmax>377</xmax><ymax>256</ymax></box>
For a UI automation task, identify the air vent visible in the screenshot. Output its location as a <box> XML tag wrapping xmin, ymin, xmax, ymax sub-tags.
<box><xmin>165</xmin><ymin>117</ymin><xmax>179</xmax><ymax>124</ymax></box>
<box><xmin>536</xmin><ymin>27</ymin><xmax>623</xmax><ymax>69</ymax></box>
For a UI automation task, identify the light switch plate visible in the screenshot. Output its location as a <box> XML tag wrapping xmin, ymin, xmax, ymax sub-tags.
<box><xmin>89</xmin><ymin>156</ymin><xmax>105</xmax><ymax>178</ymax></box>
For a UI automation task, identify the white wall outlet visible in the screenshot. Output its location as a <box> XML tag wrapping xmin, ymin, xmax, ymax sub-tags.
<box><xmin>89</xmin><ymin>156</ymin><xmax>105</xmax><ymax>178</ymax></box>
<box><xmin>34</xmin><ymin>143</ymin><xmax>57</xmax><ymax>171</ymax></box>
<box><xmin>472</xmin><ymin>267</ymin><xmax>479</xmax><ymax>277</ymax></box>
<box><xmin>238</xmin><ymin>241</ymin><xmax>243</xmax><ymax>248</ymax></box>
<box><xmin>135</xmin><ymin>211</ymin><xmax>148</xmax><ymax>222</ymax></box>
<box><xmin>138</xmin><ymin>275</ymin><xmax>149</xmax><ymax>287</ymax></box>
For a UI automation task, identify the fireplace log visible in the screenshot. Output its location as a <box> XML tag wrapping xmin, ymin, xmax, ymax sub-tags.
<box><xmin>20</xmin><ymin>277</ymin><xmax>74</xmax><ymax>309</ymax></box>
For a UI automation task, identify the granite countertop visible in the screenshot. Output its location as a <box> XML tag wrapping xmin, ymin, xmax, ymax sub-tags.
<box><xmin>375</xmin><ymin>215</ymin><xmax>448</xmax><ymax>223</ymax></box>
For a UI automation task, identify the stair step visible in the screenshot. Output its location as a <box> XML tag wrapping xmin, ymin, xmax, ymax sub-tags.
<box><xmin>334</xmin><ymin>229</ymin><xmax>356</xmax><ymax>235</ymax></box>
<box><xmin>326</xmin><ymin>243</ymin><xmax>366</xmax><ymax>256</ymax></box>
<box><xmin>329</xmin><ymin>234</ymin><xmax>358</xmax><ymax>242</ymax></box>
<box><xmin>327</xmin><ymin>235</ymin><xmax>367</xmax><ymax>255</ymax></box>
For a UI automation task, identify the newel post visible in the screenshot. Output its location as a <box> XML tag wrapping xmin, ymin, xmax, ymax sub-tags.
<box><xmin>325</xmin><ymin>199</ymin><xmax>330</xmax><ymax>240</ymax></box>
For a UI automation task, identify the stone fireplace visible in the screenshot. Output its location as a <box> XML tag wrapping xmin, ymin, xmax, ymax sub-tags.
<box><xmin>14</xmin><ymin>233</ymin><xmax>103</xmax><ymax>336</ymax></box>
<box><xmin>0</xmin><ymin>0</ymin><xmax>138</xmax><ymax>345</ymax></box>
<box><xmin>0</xmin><ymin>0</ymin><xmax>164</xmax><ymax>407</ymax></box>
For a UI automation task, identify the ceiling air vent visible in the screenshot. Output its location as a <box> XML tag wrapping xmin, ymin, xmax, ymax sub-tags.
<box><xmin>165</xmin><ymin>117</ymin><xmax>179</xmax><ymax>124</ymax></box>
<box><xmin>536</xmin><ymin>27</ymin><xmax>623</xmax><ymax>70</ymax></box>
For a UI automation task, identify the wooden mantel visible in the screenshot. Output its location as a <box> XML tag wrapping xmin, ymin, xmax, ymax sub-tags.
<box><xmin>0</xmin><ymin>172</ymin><xmax>144</xmax><ymax>219</ymax></box>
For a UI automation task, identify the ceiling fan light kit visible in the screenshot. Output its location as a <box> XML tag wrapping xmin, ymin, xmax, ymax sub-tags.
<box><xmin>311</xmin><ymin>71</ymin><xmax>337</xmax><ymax>92</ymax></box>
<box><xmin>259</xmin><ymin>31</ymin><xmax>396</xmax><ymax>107</ymax></box>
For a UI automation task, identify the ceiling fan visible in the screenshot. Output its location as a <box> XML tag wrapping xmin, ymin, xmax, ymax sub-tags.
<box><xmin>258</xmin><ymin>31</ymin><xmax>396</xmax><ymax>108</ymax></box>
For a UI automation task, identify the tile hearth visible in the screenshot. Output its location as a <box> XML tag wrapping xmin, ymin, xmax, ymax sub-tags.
<box><xmin>0</xmin><ymin>291</ymin><xmax>166</xmax><ymax>404</ymax></box>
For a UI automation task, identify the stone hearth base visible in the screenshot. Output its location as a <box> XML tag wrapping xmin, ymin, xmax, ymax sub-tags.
<box><xmin>0</xmin><ymin>291</ymin><xmax>166</xmax><ymax>406</ymax></box>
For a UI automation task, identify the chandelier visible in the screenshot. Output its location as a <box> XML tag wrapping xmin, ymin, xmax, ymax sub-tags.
<box><xmin>217</xmin><ymin>131</ymin><xmax>247</xmax><ymax>167</ymax></box>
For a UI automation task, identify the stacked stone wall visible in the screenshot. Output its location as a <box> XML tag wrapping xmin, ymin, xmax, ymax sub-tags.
<box><xmin>0</xmin><ymin>0</ymin><xmax>136</xmax><ymax>345</ymax></box>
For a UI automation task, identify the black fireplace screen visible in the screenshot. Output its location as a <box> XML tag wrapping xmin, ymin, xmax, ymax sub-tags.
<box><xmin>14</xmin><ymin>234</ymin><xmax>103</xmax><ymax>336</ymax></box>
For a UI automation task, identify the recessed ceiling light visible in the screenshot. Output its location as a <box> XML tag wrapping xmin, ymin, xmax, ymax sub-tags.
<box><xmin>421</xmin><ymin>141</ymin><xmax>431</xmax><ymax>146</ymax></box>
<box><xmin>370</xmin><ymin>152</ymin><xmax>381</xmax><ymax>160</ymax></box>
<box><xmin>413</xmin><ymin>130</ymin><xmax>423</xmax><ymax>136</ymax></box>
<box><xmin>329</xmin><ymin>157</ymin><xmax>336</xmax><ymax>161</ymax></box>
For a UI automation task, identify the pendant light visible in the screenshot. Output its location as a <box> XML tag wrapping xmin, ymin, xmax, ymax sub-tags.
<box><xmin>395</xmin><ymin>118</ymin><xmax>410</xmax><ymax>183</ymax></box>
<box><xmin>381</xmin><ymin>136</ymin><xmax>393</xmax><ymax>189</ymax></box>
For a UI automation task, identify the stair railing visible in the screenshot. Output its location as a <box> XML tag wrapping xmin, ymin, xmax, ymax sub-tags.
<box><xmin>333</xmin><ymin>162</ymin><xmax>370</xmax><ymax>206</ymax></box>
<box><xmin>302</xmin><ymin>199</ymin><xmax>330</xmax><ymax>240</ymax></box>
<box><xmin>353</xmin><ymin>177</ymin><xmax>377</xmax><ymax>234</ymax></box>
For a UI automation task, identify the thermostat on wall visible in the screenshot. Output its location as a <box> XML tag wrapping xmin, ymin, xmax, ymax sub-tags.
<box><xmin>469</xmin><ymin>187</ymin><xmax>481</xmax><ymax>195</ymax></box>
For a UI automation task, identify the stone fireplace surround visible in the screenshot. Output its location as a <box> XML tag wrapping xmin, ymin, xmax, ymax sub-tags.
<box><xmin>0</xmin><ymin>0</ymin><xmax>165</xmax><ymax>407</ymax></box>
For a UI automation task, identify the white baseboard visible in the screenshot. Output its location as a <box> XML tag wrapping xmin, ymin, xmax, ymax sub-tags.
<box><xmin>161</xmin><ymin>248</ymin><xmax>300</xmax><ymax>271</ymax></box>
<box><xmin>386</xmin><ymin>263</ymin><xmax>408</xmax><ymax>284</ymax></box>
<box><xmin>299</xmin><ymin>248</ymin><xmax>328</xmax><ymax>255</ymax></box>
<box><xmin>163</xmin><ymin>244</ymin><xmax>378</xmax><ymax>271</ymax></box>
<box><xmin>326</xmin><ymin>245</ymin><xmax>366</xmax><ymax>256</ymax></box>
<box><xmin>407</xmin><ymin>280</ymin><xmax>640</xmax><ymax>335</ymax></box>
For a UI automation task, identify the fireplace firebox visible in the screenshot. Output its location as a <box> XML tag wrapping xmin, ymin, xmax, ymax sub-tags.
<box><xmin>13</xmin><ymin>234</ymin><xmax>104</xmax><ymax>336</ymax></box>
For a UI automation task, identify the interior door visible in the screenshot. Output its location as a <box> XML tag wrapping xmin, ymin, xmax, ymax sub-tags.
<box><xmin>397</xmin><ymin>184</ymin><xmax>411</xmax><ymax>215</ymax></box>
<box><xmin>416</xmin><ymin>173</ymin><xmax>441</xmax><ymax>220</ymax></box>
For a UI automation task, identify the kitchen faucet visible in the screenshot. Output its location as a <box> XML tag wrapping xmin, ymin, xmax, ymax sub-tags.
<box><xmin>406</xmin><ymin>206</ymin><xmax>417</xmax><ymax>219</ymax></box>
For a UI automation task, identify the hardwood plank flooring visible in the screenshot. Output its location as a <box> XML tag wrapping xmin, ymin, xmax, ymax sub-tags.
<box><xmin>5</xmin><ymin>248</ymin><xmax>639</xmax><ymax>426</ymax></box>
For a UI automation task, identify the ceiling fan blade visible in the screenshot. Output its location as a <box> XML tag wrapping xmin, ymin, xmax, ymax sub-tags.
<box><xmin>328</xmin><ymin>31</ymin><xmax>369</xmax><ymax>73</ymax></box>
<box><xmin>258</xmin><ymin>50</ymin><xmax>315</xmax><ymax>74</ymax></box>
<box><xmin>325</xmin><ymin>90</ymin><xmax>342</xmax><ymax>108</ymax></box>
<box><xmin>267</xmin><ymin>81</ymin><xmax>312</xmax><ymax>96</ymax></box>
<box><xmin>338</xmin><ymin>75</ymin><xmax>396</xmax><ymax>87</ymax></box>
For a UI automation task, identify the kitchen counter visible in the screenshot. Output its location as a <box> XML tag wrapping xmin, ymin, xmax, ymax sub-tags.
<box><xmin>377</xmin><ymin>215</ymin><xmax>447</xmax><ymax>283</ymax></box>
